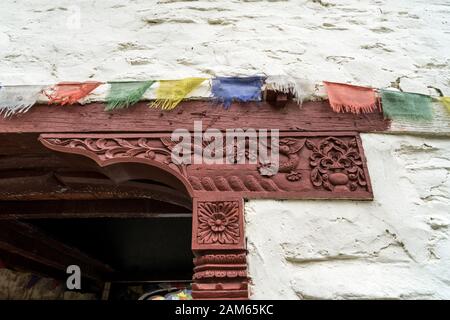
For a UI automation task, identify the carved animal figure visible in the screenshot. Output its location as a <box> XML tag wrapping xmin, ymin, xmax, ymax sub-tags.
<box><xmin>278</xmin><ymin>138</ymin><xmax>306</xmax><ymax>173</ymax></box>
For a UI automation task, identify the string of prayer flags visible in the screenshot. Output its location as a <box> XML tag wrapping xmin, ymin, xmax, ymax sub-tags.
<box><xmin>211</xmin><ymin>76</ymin><xmax>265</xmax><ymax>109</ymax></box>
<box><xmin>439</xmin><ymin>97</ymin><xmax>450</xmax><ymax>112</ymax></box>
<box><xmin>381</xmin><ymin>89</ymin><xmax>433</xmax><ymax>121</ymax></box>
<box><xmin>150</xmin><ymin>77</ymin><xmax>206</xmax><ymax>110</ymax></box>
<box><xmin>0</xmin><ymin>85</ymin><xmax>44</xmax><ymax>117</ymax></box>
<box><xmin>44</xmin><ymin>81</ymin><xmax>102</xmax><ymax>105</ymax></box>
<box><xmin>265</xmin><ymin>75</ymin><xmax>311</xmax><ymax>105</ymax></box>
<box><xmin>1</xmin><ymin>77</ymin><xmax>449</xmax><ymax>120</ymax></box>
<box><xmin>105</xmin><ymin>81</ymin><xmax>155</xmax><ymax>111</ymax></box>
<box><xmin>323</xmin><ymin>81</ymin><xmax>379</xmax><ymax>114</ymax></box>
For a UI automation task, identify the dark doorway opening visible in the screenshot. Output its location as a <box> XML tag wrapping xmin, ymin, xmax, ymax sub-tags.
<box><xmin>0</xmin><ymin>198</ymin><xmax>193</xmax><ymax>300</ymax></box>
<box><xmin>28</xmin><ymin>217</ymin><xmax>193</xmax><ymax>281</ymax></box>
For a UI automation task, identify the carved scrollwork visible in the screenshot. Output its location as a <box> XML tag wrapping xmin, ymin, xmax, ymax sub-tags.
<box><xmin>40</xmin><ymin>133</ymin><xmax>373</xmax><ymax>199</ymax></box>
<box><xmin>43</xmin><ymin>137</ymin><xmax>187</xmax><ymax>176</ymax></box>
<box><xmin>305</xmin><ymin>137</ymin><xmax>368</xmax><ymax>192</ymax></box>
<box><xmin>46</xmin><ymin>138</ymin><xmax>163</xmax><ymax>160</ymax></box>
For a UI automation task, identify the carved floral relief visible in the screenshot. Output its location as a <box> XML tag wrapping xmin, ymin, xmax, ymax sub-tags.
<box><xmin>305</xmin><ymin>137</ymin><xmax>368</xmax><ymax>192</ymax></box>
<box><xmin>197</xmin><ymin>201</ymin><xmax>240</xmax><ymax>245</ymax></box>
<box><xmin>40</xmin><ymin>133</ymin><xmax>372</xmax><ymax>198</ymax></box>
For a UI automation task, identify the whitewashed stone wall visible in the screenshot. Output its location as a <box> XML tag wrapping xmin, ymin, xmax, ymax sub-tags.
<box><xmin>1</xmin><ymin>0</ymin><xmax>449</xmax><ymax>96</ymax></box>
<box><xmin>1</xmin><ymin>0</ymin><xmax>449</xmax><ymax>299</ymax></box>
<box><xmin>246</xmin><ymin>134</ymin><xmax>450</xmax><ymax>299</ymax></box>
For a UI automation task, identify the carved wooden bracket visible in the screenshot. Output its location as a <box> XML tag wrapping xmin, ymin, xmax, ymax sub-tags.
<box><xmin>38</xmin><ymin>131</ymin><xmax>372</xmax><ymax>299</ymax></box>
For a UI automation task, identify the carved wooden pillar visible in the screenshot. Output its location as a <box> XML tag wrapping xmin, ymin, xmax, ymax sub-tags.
<box><xmin>191</xmin><ymin>198</ymin><xmax>248</xmax><ymax>299</ymax></box>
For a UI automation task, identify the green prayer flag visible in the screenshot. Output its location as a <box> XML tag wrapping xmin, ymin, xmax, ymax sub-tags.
<box><xmin>106</xmin><ymin>81</ymin><xmax>155</xmax><ymax>111</ymax></box>
<box><xmin>381</xmin><ymin>89</ymin><xmax>433</xmax><ymax>121</ymax></box>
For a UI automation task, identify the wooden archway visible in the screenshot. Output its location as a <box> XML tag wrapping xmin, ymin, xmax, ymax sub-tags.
<box><xmin>38</xmin><ymin>129</ymin><xmax>374</xmax><ymax>299</ymax></box>
<box><xmin>38</xmin><ymin>134</ymin><xmax>248</xmax><ymax>299</ymax></box>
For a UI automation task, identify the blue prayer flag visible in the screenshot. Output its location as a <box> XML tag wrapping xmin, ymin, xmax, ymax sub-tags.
<box><xmin>211</xmin><ymin>76</ymin><xmax>265</xmax><ymax>109</ymax></box>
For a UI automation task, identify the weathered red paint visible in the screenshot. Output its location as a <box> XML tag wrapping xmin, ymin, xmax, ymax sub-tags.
<box><xmin>0</xmin><ymin>100</ymin><xmax>389</xmax><ymax>133</ymax></box>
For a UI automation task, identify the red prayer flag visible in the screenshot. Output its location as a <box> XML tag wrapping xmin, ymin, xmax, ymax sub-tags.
<box><xmin>323</xmin><ymin>81</ymin><xmax>380</xmax><ymax>114</ymax></box>
<box><xmin>45</xmin><ymin>81</ymin><xmax>102</xmax><ymax>105</ymax></box>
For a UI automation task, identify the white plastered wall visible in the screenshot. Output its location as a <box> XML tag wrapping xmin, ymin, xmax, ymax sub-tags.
<box><xmin>246</xmin><ymin>134</ymin><xmax>450</xmax><ymax>299</ymax></box>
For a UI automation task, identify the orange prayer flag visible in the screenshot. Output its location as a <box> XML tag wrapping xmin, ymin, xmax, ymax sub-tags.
<box><xmin>323</xmin><ymin>81</ymin><xmax>380</xmax><ymax>114</ymax></box>
<box><xmin>45</xmin><ymin>81</ymin><xmax>102</xmax><ymax>105</ymax></box>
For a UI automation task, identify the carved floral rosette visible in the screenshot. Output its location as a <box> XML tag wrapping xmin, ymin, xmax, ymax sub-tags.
<box><xmin>192</xmin><ymin>199</ymin><xmax>244</xmax><ymax>250</ymax></box>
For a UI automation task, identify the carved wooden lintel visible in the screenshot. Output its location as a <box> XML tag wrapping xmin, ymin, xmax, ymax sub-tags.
<box><xmin>39</xmin><ymin>132</ymin><xmax>373</xmax><ymax>200</ymax></box>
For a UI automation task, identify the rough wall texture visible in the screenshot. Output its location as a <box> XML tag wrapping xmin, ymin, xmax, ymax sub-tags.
<box><xmin>0</xmin><ymin>0</ymin><xmax>449</xmax><ymax>97</ymax></box>
<box><xmin>246</xmin><ymin>134</ymin><xmax>450</xmax><ymax>299</ymax></box>
<box><xmin>1</xmin><ymin>0</ymin><xmax>450</xmax><ymax>299</ymax></box>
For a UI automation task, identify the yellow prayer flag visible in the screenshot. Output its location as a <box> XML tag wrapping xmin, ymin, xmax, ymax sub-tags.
<box><xmin>440</xmin><ymin>97</ymin><xmax>450</xmax><ymax>112</ymax></box>
<box><xmin>150</xmin><ymin>78</ymin><xmax>207</xmax><ymax>110</ymax></box>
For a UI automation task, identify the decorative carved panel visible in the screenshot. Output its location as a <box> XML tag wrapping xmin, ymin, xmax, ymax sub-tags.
<box><xmin>197</xmin><ymin>201</ymin><xmax>240</xmax><ymax>245</ymax></box>
<box><xmin>192</xmin><ymin>198</ymin><xmax>244</xmax><ymax>251</ymax></box>
<box><xmin>39</xmin><ymin>131</ymin><xmax>372</xmax><ymax>200</ymax></box>
<box><xmin>305</xmin><ymin>136</ymin><xmax>368</xmax><ymax>192</ymax></box>
<box><xmin>39</xmin><ymin>135</ymin><xmax>187</xmax><ymax>176</ymax></box>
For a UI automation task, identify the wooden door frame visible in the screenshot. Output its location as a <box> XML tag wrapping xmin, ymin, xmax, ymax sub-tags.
<box><xmin>37</xmin><ymin>129</ymin><xmax>373</xmax><ymax>300</ymax></box>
